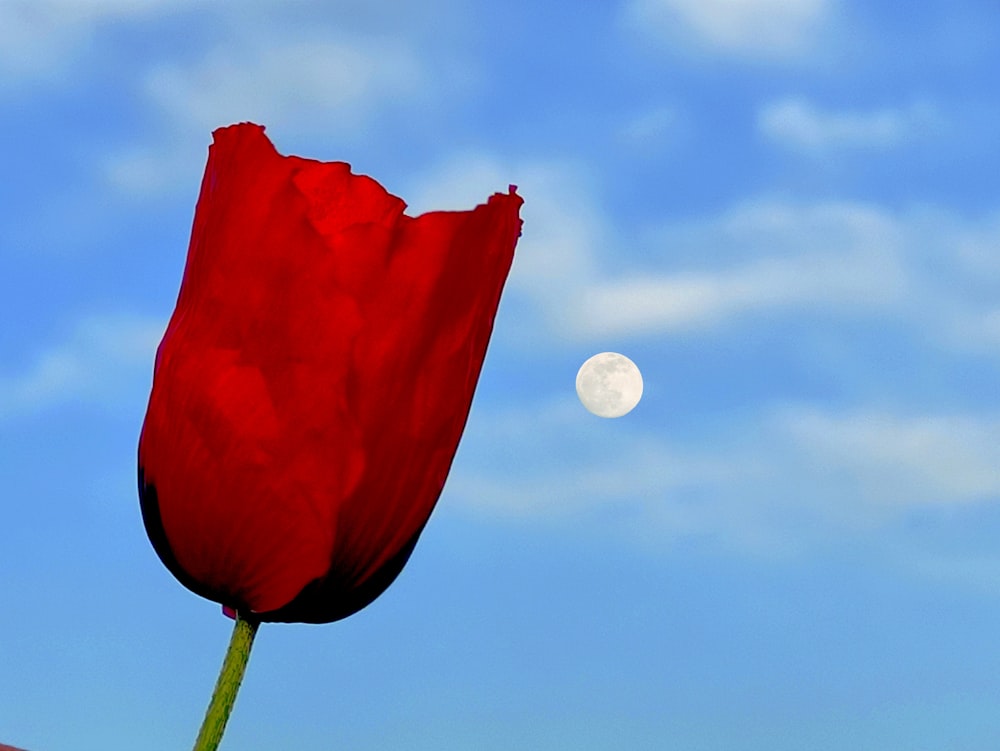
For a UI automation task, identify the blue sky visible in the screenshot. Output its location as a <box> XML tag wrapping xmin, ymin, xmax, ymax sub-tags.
<box><xmin>3</xmin><ymin>1</ymin><xmax>1000</xmax><ymax>749</ymax></box>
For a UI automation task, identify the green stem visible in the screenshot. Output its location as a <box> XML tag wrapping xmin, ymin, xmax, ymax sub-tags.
<box><xmin>192</xmin><ymin>613</ymin><xmax>260</xmax><ymax>751</ymax></box>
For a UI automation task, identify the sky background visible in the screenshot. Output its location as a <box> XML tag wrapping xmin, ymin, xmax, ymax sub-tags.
<box><xmin>3</xmin><ymin>1</ymin><xmax>1000</xmax><ymax>749</ymax></box>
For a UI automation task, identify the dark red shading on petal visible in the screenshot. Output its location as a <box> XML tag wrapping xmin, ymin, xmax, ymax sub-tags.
<box><xmin>138</xmin><ymin>123</ymin><xmax>522</xmax><ymax>623</ymax></box>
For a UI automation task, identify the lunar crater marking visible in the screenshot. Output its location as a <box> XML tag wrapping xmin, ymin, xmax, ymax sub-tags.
<box><xmin>576</xmin><ymin>352</ymin><xmax>643</xmax><ymax>418</ymax></box>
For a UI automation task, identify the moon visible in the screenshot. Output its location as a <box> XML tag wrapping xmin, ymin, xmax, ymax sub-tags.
<box><xmin>576</xmin><ymin>352</ymin><xmax>643</xmax><ymax>418</ymax></box>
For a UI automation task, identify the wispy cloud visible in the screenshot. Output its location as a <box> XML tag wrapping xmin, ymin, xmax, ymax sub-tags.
<box><xmin>573</xmin><ymin>198</ymin><xmax>908</xmax><ymax>337</ymax></box>
<box><xmin>449</xmin><ymin>398</ymin><xmax>761</xmax><ymax>528</ymax></box>
<box><xmin>777</xmin><ymin>407</ymin><xmax>1000</xmax><ymax>507</ymax></box>
<box><xmin>144</xmin><ymin>38</ymin><xmax>425</xmax><ymax>136</ymax></box>
<box><xmin>411</xmin><ymin>153</ymin><xmax>1000</xmax><ymax>353</ymax></box>
<box><xmin>410</xmin><ymin>156</ymin><xmax>900</xmax><ymax>341</ymax></box>
<box><xmin>103</xmin><ymin>30</ymin><xmax>437</xmax><ymax>195</ymax></box>
<box><xmin>0</xmin><ymin>0</ymin><xmax>195</xmax><ymax>82</ymax></box>
<box><xmin>449</xmin><ymin>398</ymin><xmax>1000</xmax><ymax>558</ymax></box>
<box><xmin>0</xmin><ymin>313</ymin><xmax>163</xmax><ymax>421</ymax></box>
<box><xmin>624</xmin><ymin>0</ymin><xmax>834</xmax><ymax>62</ymax></box>
<box><xmin>405</xmin><ymin>153</ymin><xmax>604</xmax><ymax>344</ymax></box>
<box><xmin>93</xmin><ymin>2</ymin><xmax>469</xmax><ymax>196</ymax></box>
<box><xmin>573</xmin><ymin>248</ymin><xmax>903</xmax><ymax>337</ymax></box>
<box><xmin>758</xmin><ymin>98</ymin><xmax>941</xmax><ymax>152</ymax></box>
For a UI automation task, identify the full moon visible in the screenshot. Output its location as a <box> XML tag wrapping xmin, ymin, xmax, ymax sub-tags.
<box><xmin>575</xmin><ymin>352</ymin><xmax>643</xmax><ymax>418</ymax></box>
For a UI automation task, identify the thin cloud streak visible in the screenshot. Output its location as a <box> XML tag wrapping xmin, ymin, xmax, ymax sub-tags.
<box><xmin>777</xmin><ymin>407</ymin><xmax>1000</xmax><ymax>506</ymax></box>
<box><xmin>142</xmin><ymin>37</ymin><xmax>427</xmax><ymax>136</ymax></box>
<box><xmin>0</xmin><ymin>314</ymin><xmax>163</xmax><ymax>421</ymax></box>
<box><xmin>758</xmin><ymin>98</ymin><xmax>942</xmax><ymax>152</ymax></box>
<box><xmin>574</xmin><ymin>248</ymin><xmax>903</xmax><ymax>337</ymax></box>
<box><xmin>96</xmin><ymin>2</ymin><xmax>470</xmax><ymax>196</ymax></box>
<box><xmin>413</xmin><ymin>157</ymin><xmax>1000</xmax><ymax>356</ymax></box>
<box><xmin>624</xmin><ymin>0</ymin><xmax>834</xmax><ymax>62</ymax></box>
<box><xmin>0</xmin><ymin>0</ymin><xmax>195</xmax><ymax>81</ymax></box>
<box><xmin>449</xmin><ymin>398</ymin><xmax>1000</xmax><ymax>558</ymax></box>
<box><xmin>104</xmin><ymin>33</ymin><xmax>432</xmax><ymax>195</ymax></box>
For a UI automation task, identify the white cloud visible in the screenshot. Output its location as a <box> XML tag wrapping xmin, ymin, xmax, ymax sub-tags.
<box><xmin>0</xmin><ymin>0</ymin><xmax>194</xmax><ymax>81</ymax></box>
<box><xmin>145</xmin><ymin>37</ymin><xmax>426</xmax><ymax>138</ymax></box>
<box><xmin>952</xmin><ymin>211</ymin><xmax>1000</xmax><ymax>278</ymax></box>
<box><xmin>777</xmin><ymin>408</ymin><xmax>1000</xmax><ymax>507</ymax></box>
<box><xmin>574</xmin><ymin>248</ymin><xmax>902</xmax><ymax>337</ymax></box>
<box><xmin>412</xmin><ymin>152</ymin><xmax>1000</xmax><ymax>367</ymax></box>
<box><xmin>448</xmin><ymin>398</ymin><xmax>773</xmax><ymax>546</ymax></box>
<box><xmin>0</xmin><ymin>313</ymin><xmax>164</xmax><ymax>421</ymax></box>
<box><xmin>1</xmin><ymin>0</ymin><xmax>453</xmax><ymax>91</ymax></box>
<box><xmin>564</xmin><ymin>194</ymin><xmax>905</xmax><ymax>339</ymax></box>
<box><xmin>758</xmin><ymin>98</ymin><xmax>941</xmax><ymax>152</ymax></box>
<box><xmin>103</xmin><ymin>144</ymin><xmax>202</xmax><ymax>198</ymax></box>
<box><xmin>625</xmin><ymin>0</ymin><xmax>833</xmax><ymax>62</ymax></box>
<box><xmin>62</xmin><ymin>1</ymin><xmax>470</xmax><ymax>195</ymax></box>
<box><xmin>447</xmin><ymin>398</ymin><xmax>1000</xmax><ymax>558</ymax></box>
<box><xmin>409</xmin><ymin>155</ymin><xmax>1000</xmax><ymax>352</ymax></box>
<box><xmin>405</xmin><ymin>154</ymin><xmax>605</xmax><ymax>342</ymax></box>
<box><xmin>104</xmin><ymin>30</ymin><xmax>433</xmax><ymax>195</ymax></box>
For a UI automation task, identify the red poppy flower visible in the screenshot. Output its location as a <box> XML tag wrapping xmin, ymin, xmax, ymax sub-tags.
<box><xmin>138</xmin><ymin>123</ymin><xmax>522</xmax><ymax>624</ymax></box>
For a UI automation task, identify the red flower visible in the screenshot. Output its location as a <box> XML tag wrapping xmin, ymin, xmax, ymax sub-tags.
<box><xmin>138</xmin><ymin>123</ymin><xmax>522</xmax><ymax>624</ymax></box>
